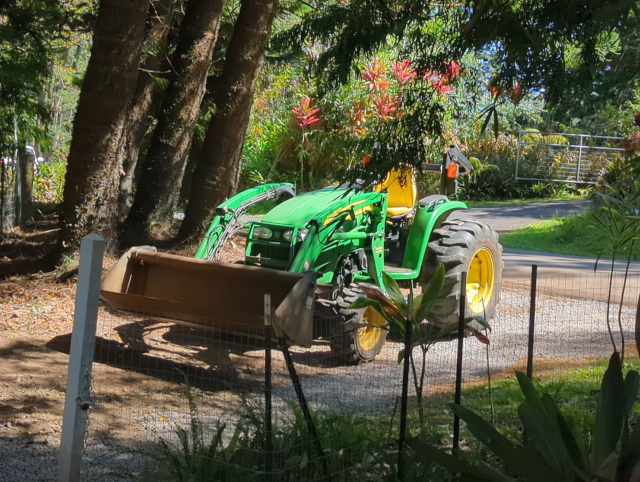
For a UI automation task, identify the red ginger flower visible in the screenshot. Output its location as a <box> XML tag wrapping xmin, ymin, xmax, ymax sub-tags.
<box><xmin>362</xmin><ymin>59</ymin><xmax>389</xmax><ymax>91</ymax></box>
<box><xmin>444</xmin><ymin>60</ymin><xmax>461</xmax><ymax>82</ymax></box>
<box><xmin>374</xmin><ymin>93</ymin><xmax>399</xmax><ymax>120</ymax></box>
<box><xmin>391</xmin><ymin>60</ymin><xmax>416</xmax><ymax>87</ymax></box>
<box><xmin>292</xmin><ymin>96</ymin><xmax>320</xmax><ymax>129</ymax></box>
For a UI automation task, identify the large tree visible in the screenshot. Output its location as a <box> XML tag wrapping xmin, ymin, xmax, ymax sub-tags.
<box><xmin>122</xmin><ymin>0</ymin><xmax>226</xmax><ymax>244</ymax></box>
<box><xmin>61</xmin><ymin>0</ymin><xmax>149</xmax><ymax>249</ymax></box>
<box><xmin>117</xmin><ymin>0</ymin><xmax>175</xmax><ymax>222</ymax></box>
<box><xmin>178</xmin><ymin>0</ymin><xmax>279</xmax><ymax>240</ymax></box>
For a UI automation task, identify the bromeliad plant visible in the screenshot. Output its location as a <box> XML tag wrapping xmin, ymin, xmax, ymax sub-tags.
<box><xmin>407</xmin><ymin>352</ymin><xmax>640</xmax><ymax>482</ymax></box>
<box><xmin>351</xmin><ymin>266</ymin><xmax>491</xmax><ymax>429</ymax></box>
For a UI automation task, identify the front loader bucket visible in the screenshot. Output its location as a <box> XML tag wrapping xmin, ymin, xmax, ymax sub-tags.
<box><xmin>101</xmin><ymin>247</ymin><xmax>305</xmax><ymax>337</ymax></box>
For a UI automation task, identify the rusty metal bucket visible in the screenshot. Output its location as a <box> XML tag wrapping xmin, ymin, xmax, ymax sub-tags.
<box><xmin>101</xmin><ymin>247</ymin><xmax>305</xmax><ymax>337</ymax></box>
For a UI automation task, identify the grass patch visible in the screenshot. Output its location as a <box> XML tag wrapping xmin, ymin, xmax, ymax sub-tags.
<box><xmin>148</xmin><ymin>357</ymin><xmax>640</xmax><ymax>481</ymax></box>
<box><xmin>499</xmin><ymin>213</ymin><xmax>640</xmax><ymax>260</ymax></box>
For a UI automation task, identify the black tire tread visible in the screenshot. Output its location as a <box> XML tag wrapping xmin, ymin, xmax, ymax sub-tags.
<box><xmin>317</xmin><ymin>283</ymin><xmax>388</xmax><ymax>365</ymax></box>
<box><xmin>422</xmin><ymin>218</ymin><xmax>503</xmax><ymax>328</ymax></box>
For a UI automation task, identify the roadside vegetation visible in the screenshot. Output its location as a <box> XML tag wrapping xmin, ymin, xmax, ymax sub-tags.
<box><xmin>500</xmin><ymin>214</ymin><xmax>640</xmax><ymax>261</ymax></box>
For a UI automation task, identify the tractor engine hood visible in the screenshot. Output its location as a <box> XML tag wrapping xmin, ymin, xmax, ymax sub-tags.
<box><xmin>261</xmin><ymin>187</ymin><xmax>356</xmax><ymax>228</ymax></box>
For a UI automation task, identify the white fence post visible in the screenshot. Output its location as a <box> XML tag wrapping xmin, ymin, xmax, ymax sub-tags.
<box><xmin>57</xmin><ymin>234</ymin><xmax>105</xmax><ymax>482</ymax></box>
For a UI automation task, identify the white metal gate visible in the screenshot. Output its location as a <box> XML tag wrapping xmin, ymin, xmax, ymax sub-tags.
<box><xmin>515</xmin><ymin>131</ymin><xmax>625</xmax><ymax>184</ymax></box>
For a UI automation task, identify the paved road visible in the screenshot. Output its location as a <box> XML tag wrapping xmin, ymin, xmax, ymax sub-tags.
<box><xmin>451</xmin><ymin>199</ymin><xmax>640</xmax><ymax>303</ymax></box>
<box><xmin>449</xmin><ymin>199</ymin><xmax>589</xmax><ymax>232</ymax></box>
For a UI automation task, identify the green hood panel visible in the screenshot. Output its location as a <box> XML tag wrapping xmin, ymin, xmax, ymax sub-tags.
<box><xmin>262</xmin><ymin>188</ymin><xmax>355</xmax><ymax>227</ymax></box>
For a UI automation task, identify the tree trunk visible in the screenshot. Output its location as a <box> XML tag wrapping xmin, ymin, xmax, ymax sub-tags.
<box><xmin>16</xmin><ymin>145</ymin><xmax>35</xmax><ymax>226</ymax></box>
<box><xmin>122</xmin><ymin>0</ymin><xmax>225</xmax><ymax>244</ymax></box>
<box><xmin>61</xmin><ymin>0</ymin><xmax>148</xmax><ymax>250</ymax></box>
<box><xmin>178</xmin><ymin>0</ymin><xmax>278</xmax><ymax>240</ymax></box>
<box><xmin>117</xmin><ymin>0</ymin><xmax>175</xmax><ymax>222</ymax></box>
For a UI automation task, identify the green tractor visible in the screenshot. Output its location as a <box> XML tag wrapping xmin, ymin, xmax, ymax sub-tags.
<box><xmin>193</xmin><ymin>146</ymin><xmax>503</xmax><ymax>364</ymax></box>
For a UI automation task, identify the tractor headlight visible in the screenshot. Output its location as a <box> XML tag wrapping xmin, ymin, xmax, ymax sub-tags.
<box><xmin>251</xmin><ymin>227</ymin><xmax>261</xmax><ymax>239</ymax></box>
<box><xmin>284</xmin><ymin>229</ymin><xmax>308</xmax><ymax>242</ymax></box>
<box><xmin>258</xmin><ymin>227</ymin><xmax>273</xmax><ymax>239</ymax></box>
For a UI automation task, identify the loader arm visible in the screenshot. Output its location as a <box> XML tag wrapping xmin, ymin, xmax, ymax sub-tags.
<box><xmin>194</xmin><ymin>183</ymin><xmax>295</xmax><ymax>260</ymax></box>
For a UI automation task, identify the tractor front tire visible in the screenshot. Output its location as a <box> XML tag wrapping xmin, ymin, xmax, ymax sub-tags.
<box><xmin>422</xmin><ymin>218</ymin><xmax>503</xmax><ymax>329</ymax></box>
<box><xmin>323</xmin><ymin>284</ymin><xmax>388</xmax><ymax>365</ymax></box>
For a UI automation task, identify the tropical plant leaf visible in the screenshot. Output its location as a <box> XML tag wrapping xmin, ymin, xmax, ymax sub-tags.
<box><xmin>359</xmin><ymin>284</ymin><xmax>405</xmax><ymax>320</ymax></box>
<box><xmin>480</xmin><ymin>105</ymin><xmax>494</xmax><ymax>136</ymax></box>
<box><xmin>448</xmin><ymin>403</ymin><xmax>566</xmax><ymax>482</ymax></box>
<box><xmin>406</xmin><ymin>437</ymin><xmax>516</xmax><ymax>482</ymax></box>
<box><xmin>414</xmin><ymin>263</ymin><xmax>444</xmax><ymax>322</ymax></box>
<box><xmin>515</xmin><ymin>372</ymin><xmax>575</xmax><ymax>478</ymax></box>
<box><xmin>592</xmin><ymin>352</ymin><xmax>625</xmax><ymax>471</ymax></box>
<box><xmin>469</xmin><ymin>327</ymin><xmax>490</xmax><ymax>345</ymax></box>
<box><xmin>624</xmin><ymin>370</ymin><xmax>639</xmax><ymax>420</ymax></box>
<box><xmin>555</xmin><ymin>410</ymin><xmax>587</xmax><ymax>472</ymax></box>
<box><xmin>466</xmin><ymin>315</ymin><xmax>491</xmax><ymax>332</ymax></box>
<box><xmin>381</xmin><ymin>271</ymin><xmax>407</xmax><ymax>315</ymax></box>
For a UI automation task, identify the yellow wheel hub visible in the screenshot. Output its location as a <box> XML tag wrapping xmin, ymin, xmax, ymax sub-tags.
<box><xmin>357</xmin><ymin>307</ymin><xmax>386</xmax><ymax>351</ymax></box>
<box><xmin>467</xmin><ymin>247</ymin><xmax>495</xmax><ymax>314</ymax></box>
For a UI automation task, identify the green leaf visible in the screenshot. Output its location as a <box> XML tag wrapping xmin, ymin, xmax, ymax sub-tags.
<box><xmin>406</xmin><ymin>437</ymin><xmax>516</xmax><ymax>482</ymax></box>
<box><xmin>381</xmin><ymin>271</ymin><xmax>407</xmax><ymax>315</ymax></box>
<box><xmin>515</xmin><ymin>372</ymin><xmax>575</xmax><ymax>479</ymax></box>
<box><xmin>620</xmin><ymin>414</ymin><xmax>640</xmax><ymax>479</ymax></box>
<box><xmin>556</xmin><ymin>409</ymin><xmax>587</xmax><ymax>472</ymax></box>
<box><xmin>414</xmin><ymin>264</ymin><xmax>444</xmax><ymax>323</ymax></box>
<box><xmin>592</xmin><ymin>352</ymin><xmax>625</xmax><ymax>471</ymax></box>
<box><xmin>624</xmin><ymin>370</ymin><xmax>639</xmax><ymax>420</ymax></box>
<box><xmin>448</xmin><ymin>403</ymin><xmax>565</xmax><ymax>482</ymax></box>
<box><xmin>480</xmin><ymin>106</ymin><xmax>494</xmax><ymax>136</ymax></box>
<box><xmin>466</xmin><ymin>315</ymin><xmax>491</xmax><ymax>332</ymax></box>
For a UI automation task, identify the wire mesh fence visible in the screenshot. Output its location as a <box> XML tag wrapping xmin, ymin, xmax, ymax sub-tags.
<box><xmin>78</xmin><ymin>270</ymin><xmax>638</xmax><ymax>481</ymax></box>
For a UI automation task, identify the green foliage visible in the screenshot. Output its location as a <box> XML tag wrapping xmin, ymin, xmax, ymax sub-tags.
<box><xmin>154</xmin><ymin>377</ymin><xmax>398</xmax><ymax>481</ymax></box>
<box><xmin>0</xmin><ymin>0</ymin><xmax>90</xmax><ymax>156</ymax></box>
<box><xmin>353</xmin><ymin>270</ymin><xmax>490</xmax><ymax>429</ymax></box>
<box><xmin>33</xmin><ymin>161</ymin><xmax>66</xmax><ymax>204</ymax></box>
<box><xmin>408</xmin><ymin>353</ymin><xmax>640</xmax><ymax>482</ymax></box>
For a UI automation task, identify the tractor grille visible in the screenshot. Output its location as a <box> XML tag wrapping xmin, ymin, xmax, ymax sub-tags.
<box><xmin>254</xmin><ymin>243</ymin><xmax>291</xmax><ymax>261</ymax></box>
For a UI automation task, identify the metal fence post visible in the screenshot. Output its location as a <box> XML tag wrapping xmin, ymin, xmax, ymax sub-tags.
<box><xmin>453</xmin><ymin>271</ymin><xmax>467</xmax><ymax>452</ymax></box>
<box><xmin>526</xmin><ymin>265</ymin><xmax>538</xmax><ymax>380</ymax></box>
<box><xmin>577</xmin><ymin>135</ymin><xmax>584</xmax><ymax>182</ymax></box>
<box><xmin>58</xmin><ymin>234</ymin><xmax>105</xmax><ymax>482</ymax></box>
<box><xmin>264</xmin><ymin>294</ymin><xmax>273</xmax><ymax>480</ymax></box>
<box><xmin>398</xmin><ymin>293</ymin><xmax>413</xmax><ymax>481</ymax></box>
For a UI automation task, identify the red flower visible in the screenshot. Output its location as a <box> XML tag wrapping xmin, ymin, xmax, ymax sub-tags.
<box><xmin>347</xmin><ymin>101</ymin><xmax>367</xmax><ymax>136</ymax></box>
<box><xmin>292</xmin><ymin>96</ymin><xmax>320</xmax><ymax>129</ymax></box>
<box><xmin>432</xmin><ymin>79</ymin><xmax>453</xmax><ymax>96</ymax></box>
<box><xmin>391</xmin><ymin>60</ymin><xmax>416</xmax><ymax>87</ymax></box>
<box><xmin>444</xmin><ymin>60</ymin><xmax>461</xmax><ymax>82</ymax></box>
<box><xmin>362</xmin><ymin>59</ymin><xmax>389</xmax><ymax>91</ymax></box>
<box><xmin>620</xmin><ymin>133</ymin><xmax>640</xmax><ymax>156</ymax></box>
<box><xmin>374</xmin><ymin>93</ymin><xmax>398</xmax><ymax>120</ymax></box>
<box><xmin>510</xmin><ymin>82</ymin><xmax>523</xmax><ymax>104</ymax></box>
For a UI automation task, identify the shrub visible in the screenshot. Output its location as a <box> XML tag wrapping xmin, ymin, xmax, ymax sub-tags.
<box><xmin>33</xmin><ymin>161</ymin><xmax>65</xmax><ymax>204</ymax></box>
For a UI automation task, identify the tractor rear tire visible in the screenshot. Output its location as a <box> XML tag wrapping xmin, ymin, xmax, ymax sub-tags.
<box><xmin>321</xmin><ymin>284</ymin><xmax>388</xmax><ymax>365</ymax></box>
<box><xmin>422</xmin><ymin>218</ymin><xmax>503</xmax><ymax>329</ymax></box>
